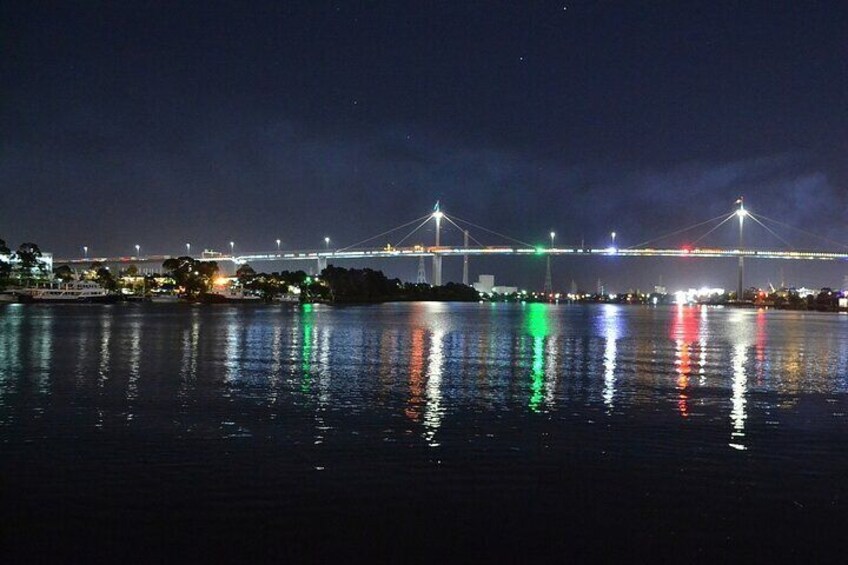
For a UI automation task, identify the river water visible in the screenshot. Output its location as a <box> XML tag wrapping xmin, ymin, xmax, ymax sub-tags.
<box><xmin>1</xmin><ymin>302</ymin><xmax>846</xmax><ymax>561</ymax></box>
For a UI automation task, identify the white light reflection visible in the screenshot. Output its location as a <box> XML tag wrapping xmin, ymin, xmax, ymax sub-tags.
<box><xmin>126</xmin><ymin>319</ymin><xmax>141</xmax><ymax>404</ymax></box>
<box><xmin>544</xmin><ymin>335</ymin><xmax>558</xmax><ymax>406</ymax></box>
<box><xmin>268</xmin><ymin>323</ymin><xmax>283</xmax><ymax>396</ymax></box>
<box><xmin>730</xmin><ymin>342</ymin><xmax>748</xmax><ymax>450</ymax></box>
<box><xmin>33</xmin><ymin>314</ymin><xmax>52</xmax><ymax>394</ymax></box>
<box><xmin>178</xmin><ymin>311</ymin><xmax>200</xmax><ymax>399</ymax></box>
<box><xmin>602</xmin><ymin>305</ymin><xmax>619</xmax><ymax>411</ymax></box>
<box><xmin>99</xmin><ymin>313</ymin><xmax>112</xmax><ymax>386</ymax></box>
<box><xmin>224</xmin><ymin>312</ymin><xmax>241</xmax><ymax>384</ymax></box>
<box><xmin>0</xmin><ymin>312</ymin><xmax>23</xmax><ymax>401</ymax></box>
<box><xmin>423</xmin><ymin>330</ymin><xmax>445</xmax><ymax>446</ymax></box>
<box><xmin>312</xmin><ymin>327</ymin><xmax>332</xmax><ymax>446</ymax></box>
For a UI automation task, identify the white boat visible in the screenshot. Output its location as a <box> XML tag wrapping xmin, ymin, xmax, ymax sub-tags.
<box><xmin>273</xmin><ymin>293</ymin><xmax>300</xmax><ymax>304</ymax></box>
<box><xmin>0</xmin><ymin>291</ymin><xmax>18</xmax><ymax>303</ymax></box>
<box><xmin>21</xmin><ymin>281</ymin><xmax>118</xmax><ymax>303</ymax></box>
<box><xmin>206</xmin><ymin>287</ymin><xmax>262</xmax><ymax>303</ymax></box>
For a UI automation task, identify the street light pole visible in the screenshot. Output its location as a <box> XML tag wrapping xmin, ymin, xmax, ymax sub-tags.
<box><xmin>611</xmin><ymin>231</ymin><xmax>617</xmax><ymax>247</ymax></box>
<box><xmin>135</xmin><ymin>244</ymin><xmax>140</xmax><ymax>257</ymax></box>
<box><xmin>276</xmin><ymin>239</ymin><xmax>281</xmax><ymax>252</ymax></box>
<box><xmin>230</xmin><ymin>241</ymin><xmax>235</xmax><ymax>256</ymax></box>
<box><xmin>324</xmin><ymin>237</ymin><xmax>330</xmax><ymax>251</ymax></box>
<box><xmin>83</xmin><ymin>246</ymin><xmax>88</xmax><ymax>260</ymax></box>
<box><xmin>186</xmin><ymin>243</ymin><xmax>191</xmax><ymax>256</ymax></box>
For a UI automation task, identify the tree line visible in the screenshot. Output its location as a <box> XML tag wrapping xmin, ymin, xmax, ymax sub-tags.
<box><xmin>2</xmin><ymin>240</ymin><xmax>479</xmax><ymax>303</ymax></box>
<box><xmin>0</xmin><ymin>239</ymin><xmax>50</xmax><ymax>288</ymax></box>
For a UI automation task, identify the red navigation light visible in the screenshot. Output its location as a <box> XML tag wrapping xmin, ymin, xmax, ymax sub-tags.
<box><xmin>681</xmin><ymin>245</ymin><xmax>692</xmax><ymax>254</ymax></box>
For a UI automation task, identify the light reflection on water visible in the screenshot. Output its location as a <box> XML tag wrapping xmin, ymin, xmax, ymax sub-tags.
<box><xmin>0</xmin><ymin>303</ymin><xmax>847</xmax><ymax>453</ymax></box>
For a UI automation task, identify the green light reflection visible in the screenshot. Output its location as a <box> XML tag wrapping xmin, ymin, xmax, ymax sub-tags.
<box><xmin>301</xmin><ymin>304</ymin><xmax>314</xmax><ymax>393</ymax></box>
<box><xmin>525</xmin><ymin>304</ymin><xmax>551</xmax><ymax>412</ymax></box>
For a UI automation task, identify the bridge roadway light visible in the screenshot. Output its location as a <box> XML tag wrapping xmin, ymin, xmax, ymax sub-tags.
<box><xmin>324</xmin><ymin>236</ymin><xmax>330</xmax><ymax>250</ymax></box>
<box><xmin>550</xmin><ymin>231</ymin><xmax>556</xmax><ymax>247</ymax></box>
<box><xmin>230</xmin><ymin>241</ymin><xmax>235</xmax><ymax>255</ymax></box>
<box><xmin>83</xmin><ymin>246</ymin><xmax>88</xmax><ymax>259</ymax></box>
<box><xmin>135</xmin><ymin>244</ymin><xmax>140</xmax><ymax>257</ymax></box>
<box><xmin>611</xmin><ymin>232</ymin><xmax>617</xmax><ymax>245</ymax></box>
<box><xmin>186</xmin><ymin>243</ymin><xmax>191</xmax><ymax>255</ymax></box>
<box><xmin>276</xmin><ymin>239</ymin><xmax>281</xmax><ymax>252</ymax></box>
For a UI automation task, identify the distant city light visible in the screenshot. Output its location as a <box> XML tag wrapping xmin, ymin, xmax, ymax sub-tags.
<box><xmin>675</xmin><ymin>287</ymin><xmax>726</xmax><ymax>304</ymax></box>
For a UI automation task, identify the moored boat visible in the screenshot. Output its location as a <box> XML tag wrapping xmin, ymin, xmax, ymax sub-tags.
<box><xmin>0</xmin><ymin>290</ymin><xmax>19</xmax><ymax>303</ymax></box>
<box><xmin>204</xmin><ymin>287</ymin><xmax>262</xmax><ymax>303</ymax></box>
<box><xmin>19</xmin><ymin>281</ymin><xmax>120</xmax><ymax>303</ymax></box>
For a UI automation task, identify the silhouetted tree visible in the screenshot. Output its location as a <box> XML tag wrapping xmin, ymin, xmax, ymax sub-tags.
<box><xmin>53</xmin><ymin>265</ymin><xmax>75</xmax><ymax>282</ymax></box>
<box><xmin>0</xmin><ymin>238</ymin><xmax>10</xmax><ymax>286</ymax></box>
<box><xmin>162</xmin><ymin>256</ymin><xmax>219</xmax><ymax>297</ymax></box>
<box><xmin>236</xmin><ymin>263</ymin><xmax>256</xmax><ymax>283</ymax></box>
<box><xmin>95</xmin><ymin>266</ymin><xmax>118</xmax><ymax>291</ymax></box>
<box><xmin>15</xmin><ymin>242</ymin><xmax>48</xmax><ymax>283</ymax></box>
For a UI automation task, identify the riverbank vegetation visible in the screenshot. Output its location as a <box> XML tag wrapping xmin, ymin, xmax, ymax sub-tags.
<box><xmin>0</xmin><ymin>239</ymin><xmax>50</xmax><ymax>289</ymax></box>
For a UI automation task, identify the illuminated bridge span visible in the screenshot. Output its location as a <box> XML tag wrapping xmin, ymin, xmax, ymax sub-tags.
<box><xmin>56</xmin><ymin>200</ymin><xmax>848</xmax><ymax>296</ymax></box>
<box><xmin>56</xmin><ymin>247</ymin><xmax>848</xmax><ymax>265</ymax></box>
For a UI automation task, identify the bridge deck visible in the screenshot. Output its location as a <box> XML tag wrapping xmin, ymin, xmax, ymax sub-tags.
<box><xmin>54</xmin><ymin>246</ymin><xmax>848</xmax><ymax>265</ymax></box>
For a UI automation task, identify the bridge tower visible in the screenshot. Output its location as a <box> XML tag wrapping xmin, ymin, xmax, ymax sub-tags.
<box><xmin>462</xmin><ymin>230</ymin><xmax>469</xmax><ymax>285</ymax></box>
<box><xmin>432</xmin><ymin>203</ymin><xmax>443</xmax><ymax>286</ymax></box>
<box><xmin>736</xmin><ymin>198</ymin><xmax>746</xmax><ymax>300</ymax></box>
<box><xmin>417</xmin><ymin>256</ymin><xmax>427</xmax><ymax>284</ymax></box>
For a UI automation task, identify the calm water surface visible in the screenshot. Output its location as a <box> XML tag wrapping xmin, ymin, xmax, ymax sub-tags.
<box><xmin>1</xmin><ymin>303</ymin><xmax>846</xmax><ymax>561</ymax></box>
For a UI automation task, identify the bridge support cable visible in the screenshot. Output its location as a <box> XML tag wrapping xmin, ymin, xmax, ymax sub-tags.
<box><xmin>336</xmin><ymin>213</ymin><xmax>432</xmax><ymax>252</ymax></box>
<box><xmin>748</xmin><ymin>213</ymin><xmax>848</xmax><ymax>251</ymax></box>
<box><xmin>445</xmin><ymin>214</ymin><xmax>536</xmax><ymax>249</ymax></box>
<box><xmin>690</xmin><ymin>213</ymin><xmax>738</xmax><ymax>246</ymax></box>
<box><xmin>393</xmin><ymin>216</ymin><xmax>435</xmax><ymax>248</ymax></box>
<box><xmin>627</xmin><ymin>212</ymin><xmax>731</xmax><ymax>249</ymax></box>
<box><xmin>744</xmin><ymin>212</ymin><xmax>795</xmax><ymax>249</ymax></box>
<box><xmin>441</xmin><ymin>215</ymin><xmax>485</xmax><ymax>247</ymax></box>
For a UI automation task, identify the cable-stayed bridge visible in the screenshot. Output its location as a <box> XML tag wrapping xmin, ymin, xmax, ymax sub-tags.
<box><xmin>55</xmin><ymin>199</ymin><xmax>848</xmax><ymax>296</ymax></box>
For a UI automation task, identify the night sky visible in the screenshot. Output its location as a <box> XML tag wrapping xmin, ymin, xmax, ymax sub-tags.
<box><xmin>2</xmin><ymin>1</ymin><xmax>847</xmax><ymax>290</ymax></box>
